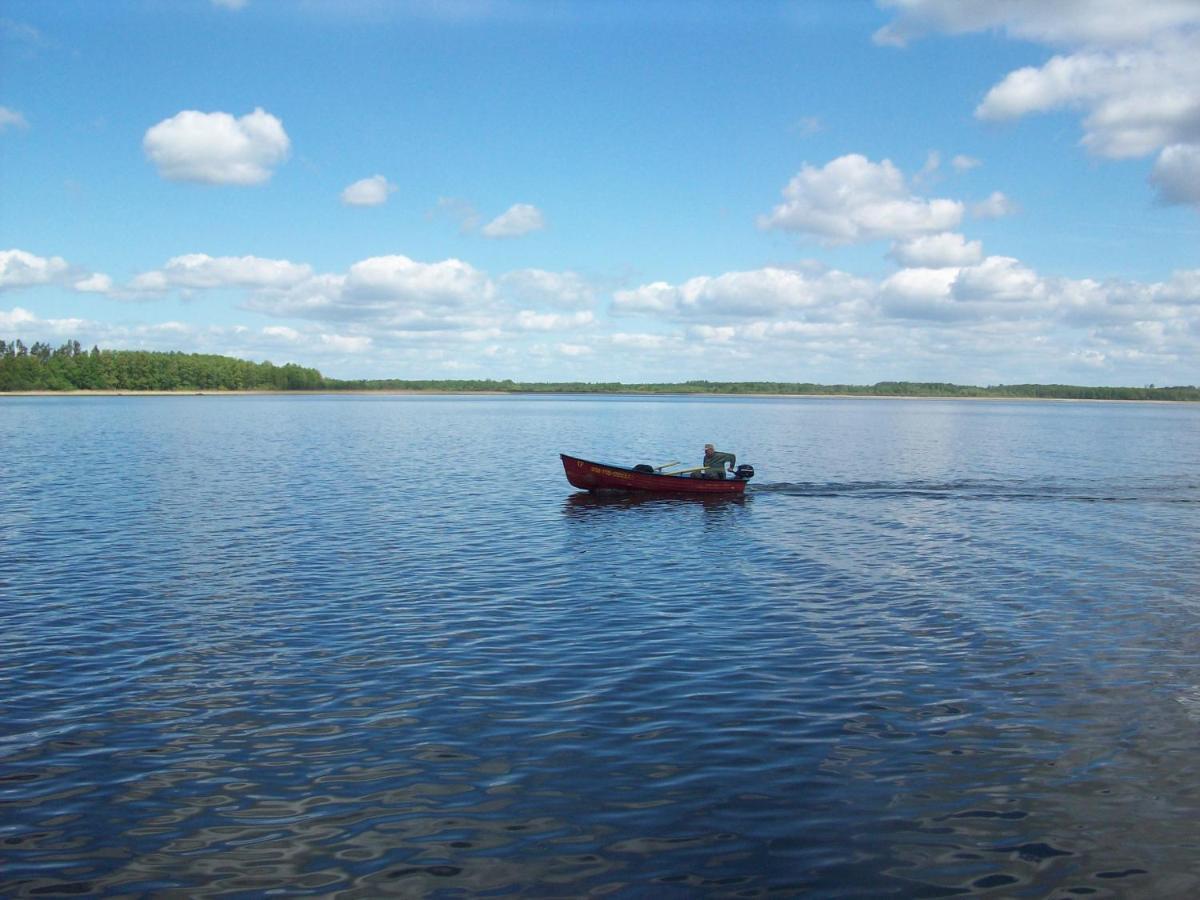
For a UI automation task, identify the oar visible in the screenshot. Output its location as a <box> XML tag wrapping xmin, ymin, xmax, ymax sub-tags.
<box><xmin>654</xmin><ymin>460</ymin><xmax>681</xmax><ymax>471</ymax></box>
<box><xmin>664</xmin><ymin>465</ymin><xmax>709</xmax><ymax>476</ymax></box>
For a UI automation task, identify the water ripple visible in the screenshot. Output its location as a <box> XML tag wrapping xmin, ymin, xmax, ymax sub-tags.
<box><xmin>2</xmin><ymin>396</ymin><xmax>1199</xmax><ymax>896</ymax></box>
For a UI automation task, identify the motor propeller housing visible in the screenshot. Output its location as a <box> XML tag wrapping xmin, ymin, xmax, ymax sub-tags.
<box><xmin>734</xmin><ymin>464</ymin><xmax>755</xmax><ymax>480</ymax></box>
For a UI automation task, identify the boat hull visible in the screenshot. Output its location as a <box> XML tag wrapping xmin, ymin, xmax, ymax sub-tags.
<box><xmin>561</xmin><ymin>453</ymin><xmax>747</xmax><ymax>495</ymax></box>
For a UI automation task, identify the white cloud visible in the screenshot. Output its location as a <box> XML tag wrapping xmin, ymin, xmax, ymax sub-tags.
<box><xmin>0</xmin><ymin>306</ymin><xmax>37</xmax><ymax>328</ymax></box>
<box><xmin>611</xmin><ymin>332</ymin><xmax>669</xmax><ymax>350</ymax></box>
<box><xmin>881</xmin><ymin>256</ymin><xmax>1046</xmax><ymax>320</ymax></box>
<box><xmin>1151</xmin><ymin>143</ymin><xmax>1200</xmax><ymax>206</ymax></box>
<box><xmin>951</xmin><ymin>154</ymin><xmax>981</xmax><ymax>171</ymax></box>
<box><xmin>889</xmin><ymin>232</ymin><xmax>983</xmax><ymax>268</ymax></box>
<box><xmin>481</xmin><ymin>203</ymin><xmax>546</xmax><ymax>238</ymax></box>
<box><xmin>241</xmin><ymin>255</ymin><xmax>506</xmax><ymax>335</ymax></box>
<box><xmin>556</xmin><ymin>343</ymin><xmax>593</xmax><ymax>356</ymax></box>
<box><xmin>612</xmin><ymin>281</ymin><xmax>679</xmax><ymax>315</ymax></box>
<box><xmin>131</xmin><ymin>254</ymin><xmax>313</xmax><ymax>292</ymax></box>
<box><xmin>614</xmin><ymin>267</ymin><xmax>873</xmax><ymax>320</ymax></box>
<box><xmin>431</xmin><ymin>196</ymin><xmax>482</xmax><ymax>233</ymax></box>
<box><xmin>262</xmin><ymin>325</ymin><xmax>301</xmax><ymax>341</ymax></box>
<box><xmin>0</xmin><ymin>306</ymin><xmax>395</xmax><ymax>371</ymax></box>
<box><xmin>1156</xmin><ymin>269</ymin><xmax>1200</xmax><ymax>303</ymax></box>
<box><xmin>500</xmin><ymin>269</ymin><xmax>595</xmax><ymax>309</ymax></box>
<box><xmin>143</xmin><ymin>108</ymin><xmax>291</xmax><ymax>185</ymax></box>
<box><xmin>878</xmin><ymin>266</ymin><xmax>958</xmax><ymax>312</ymax></box>
<box><xmin>18</xmin><ymin>231</ymin><xmax>1195</xmax><ymax>383</ymax></box>
<box><xmin>971</xmin><ymin>191</ymin><xmax>1018</xmax><ymax>219</ymax></box>
<box><xmin>0</xmin><ymin>305</ymin><xmax>89</xmax><ymax>336</ymax></box>
<box><xmin>952</xmin><ymin>256</ymin><xmax>1044</xmax><ymax>303</ymax></box>
<box><xmin>513</xmin><ymin>310</ymin><xmax>594</xmax><ymax>331</ymax></box>
<box><xmin>344</xmin><ymin>255</ymin><xmax>493</xmax><ymax>309</ymax></box>
<box><xmin>914</xmin><ymin>150</ymin><xmax>941</xmax><ymax>185</ymax></box>
<box><xmin>874</xmin><ymin>0</ymin><xmax>1200</xmax><ymax>48</ymax></box>
<box><xmin>878</xmin><ymin>0</ymin><xmax>1200</xmax><ymax>215</ymax></box>
<box><xmin>792</xmin><ymin>116</ymin><xmax>824</xmax><ymax>136</ymax></box>
<box><xmin>212</xmin><ymin>0</ymin><xmax>248</xmax><ymax>8</ymax></box>
<box><xmin>340</xmin><ymin>174</ymin><xmax>396</xmax><ymax>206</ymax></box>
<box><xmin>758</xmin><ymin>154</ymin><xmax>964</xmax><ymax>244</ymax></box>
<box><xmin>0</xmin><ymin>106</ymin><xmax>28</xmax><ymax>132</ymax></box>
<box><xmin>320</xmin><ymin>333</ymin><xmax>372</xmax><ymax>353</ymax></box>
<box><xmin>0</xmin><ymin>249</ymin><xmax>69</xmax><ymax>289</ymax></box>
<box><xmin>975</xmin><ymin>42</ymin><xmax>1200</xmax><ymax>159</ymax></box>
<box><xmin>73</xmin><ymin>273</ymin><xmax>114</xmax><ymax>293</ymax></box>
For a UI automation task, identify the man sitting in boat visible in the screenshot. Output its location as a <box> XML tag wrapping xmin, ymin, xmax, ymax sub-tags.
<box><xmin>701</xmin><ymin>443</ymin><xmax>736</xmax><ymax>478</ymax></box>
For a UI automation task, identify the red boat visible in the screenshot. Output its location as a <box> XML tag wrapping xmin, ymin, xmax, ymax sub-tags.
<box><xmin>561</xmin><ymin>453</ymin><xmax>753</xmax><ymax>495</ymax></box>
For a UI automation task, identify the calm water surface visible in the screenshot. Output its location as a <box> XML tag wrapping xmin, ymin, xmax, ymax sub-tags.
<box><xmin>2</xmin><ymin>395</ymin><xmax>1199</xmax><ymax>897</ymax></box>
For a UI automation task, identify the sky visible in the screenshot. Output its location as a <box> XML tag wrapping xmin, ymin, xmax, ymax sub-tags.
<box><xmin>2</xmin><ymin>0</ymin><xmax>1199</xmax><ymax>385</ymax></box>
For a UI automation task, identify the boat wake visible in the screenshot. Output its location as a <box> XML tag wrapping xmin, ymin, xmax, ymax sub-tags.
<box><xmin>750</xmin><ymin>479</ymin><xmax>1200</xmax><ymax>504</ymax></box>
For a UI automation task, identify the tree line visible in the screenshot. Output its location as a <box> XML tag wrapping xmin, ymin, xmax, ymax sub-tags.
<box><xmin>2</xmin><ymin>339</ymin><xmax>1198</xmax><ymax>401</ymax></box>
<box><xmin>0</xmin><ymin>340</ymin><xmax>324</xmax><ymax>391</ymax></box>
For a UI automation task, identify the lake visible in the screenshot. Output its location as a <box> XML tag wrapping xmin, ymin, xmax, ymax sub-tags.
<box><xmin>2</xmin><ymin>394</ymin><xmax>1199</xmax><ymax>897</ymax></box>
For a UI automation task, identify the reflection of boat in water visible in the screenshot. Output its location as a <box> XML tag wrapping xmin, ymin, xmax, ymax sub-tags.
<box><xmin>561</xmin><ymin>453</ymin><xmax>754</xmax><ymax>495</ymax></box>
<box><xmin>563</xmin><ymin>490</ymin><xmax>745</xmax><ymax>513</ymax></box>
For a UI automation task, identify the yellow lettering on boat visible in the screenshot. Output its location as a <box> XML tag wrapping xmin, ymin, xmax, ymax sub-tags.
<box><xmin>590</xmin><ymin>465</ymin><xmax>630</xmax><ymax>480</ymax></box>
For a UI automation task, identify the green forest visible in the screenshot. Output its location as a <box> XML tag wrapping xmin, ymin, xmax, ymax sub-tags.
<box><xmin>2</xmin><ymin>339</ymin><xmax>1198</xmax><ymax>401</ymax></box>
<box><xmin>0</xmin><ymin>340</ymin><xmax>324</xmax><ymax>392</ymax></box>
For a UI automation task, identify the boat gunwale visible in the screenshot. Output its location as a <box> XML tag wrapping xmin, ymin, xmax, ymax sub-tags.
<box><xmin>560</xmin><ymin>453</ymin><xmax>697</xmax><ymax>480</ymax></box>
<box><xmin>560</xmin><ymin>452</ymin><xmax>748</xmax><ymax>494</ymax></box>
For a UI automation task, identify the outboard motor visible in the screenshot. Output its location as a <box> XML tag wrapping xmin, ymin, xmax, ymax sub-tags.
<box><xmin>734</xmin><ymin>464</ymin><xmax>755</xmax><ymax>481</ymax></box>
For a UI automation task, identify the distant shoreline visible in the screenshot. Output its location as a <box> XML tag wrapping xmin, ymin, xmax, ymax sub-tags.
<box><xmin>4</xmin><ymin>345</ymin><xmax>1196</xmax><ymax>402</ymax></box>
<box><xmin>2</xmin><ymin>389</ymin><xmax>1195</xmax><ymax>404</ymax></box>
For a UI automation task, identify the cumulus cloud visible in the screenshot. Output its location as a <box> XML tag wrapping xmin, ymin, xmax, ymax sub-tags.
<box><xmin>0</xmin><ymin>249</ymin><xmax>69</xmax><ymax>289</ymax></box>
<box><xmin>500</xmin><ymin>269</ymin><xmax>595</xmax><ymax>309</ymax></box>
<box><xmin>952</xmin><ymin>256</ymin><xmax>1044</xmax><ymax>303</ymax></box>
<box><xmin>975</xmin><ymin>43</ymin><xmax>1200</xmax><ymax>158</ymax></box>
<box><xmin>0</xmin><ymin>106</ymin><xmax>28</xmax><ymax>132</ymax></box>
<box><xmin>611</xmin><ymin>332</ymin><xmax>669</xmax><ymax>350</ymax></box>
<box><xmin>877</xmin><ymin>0</ymin><xmax>1200</xmax><ymax>211</ymax></box>
<box><xmin>758</xmin><ymin>154</ymin><xmax>964</xmax><ymax>244</ymax></box>
<box><xmin>143</xmin><ymin>108</ymin><xmax>291</xmax><ymax>185</ymax></box>
<box><xmin>556</xmin><ymin>343</ymin><xmax>593</xmax><ymax>356</ymax></box>
<box><xmin>0</xmin><ymin>305</ymin><xmax>391</xmax><ymax>370</ymax></box>
<box><xmin>320</xmin><ymin>333</ymin><xmax>371</xmax><ymax>353</ymax></box>
<box><xmin>879</xmin><ymin>256</ymin><xmax>1049</xmax><ymax>320</ymax></box>
<box><xmin>73</xmin><ymin>273</ymin><xmax>114</xmax><ymax>294</ymax></box>
<box><xmin>17</xmin><ymin>226</ymin><xmax>1195</xmax><ymax>383</ymax></box>
<box><xmin>430</xmin><ymin>196</ymin><xmax>482</xmax><ymax>233</ymax></box>
<box><xmin>951</xmin><ymin>154</ymin><xmax>981</xmax><ymax>171</ymax></box>
<box><xmin>874</xmin><ymin>0</ymin><xmax>1200</xmax><ymax>48</ymax></box>
<box><xmin>971</xmin><ymin>191</ymin><xmax>1018</xmax><ymax>219</ymax></box>
<box><xmin>0</xmin><ymin>305</ymin><xmax>37</xmax><ymax>328</ymax></box>
<box><xmin>1150</xmin><ymin>143</ymin><xmax>1200</xmax><ymax>206</ymax></box>
<box><xmin>482</xmin><ymin>203</ymin><xmax>546</xmax><ymax>238</ymax></box>
<box><xmin>130</xmin><ymin>254</ymin><xmax>313</xmax><ymax>293</ymax></box>
<box><xmin>879</xmin><ymin>265</ymin><xmax>957</xmax><ymax>305</ymax></box>
<box><xmin>262</xmin><ymin>325</ymin><xmax>301</xmax><ymax>341</ymax></box>
<box><xmin>614</xmin><ymin>267</ymin><xmax>872</xmax><ymax>319</ymax></box>
<box><xmin>611</xmin><ymin>281</ymin><xmax>678</xmax><ymax>315</ymax></box>
<box><xmin>344</xmin><ymin>255</ymin><xmax>493</xmax><ymax>309</ymax></box>
<box><xmin>340</xmin><ymin>174</ymin><xmax>396</xmax><ymax>206</ymax></box>
<box><xmin>1156</xmin><ymin>268</ymin><xmax>1200</xmax><ymax>303</ymax></box>
<box><xmin>889</xmin><ymin>232</ymin><xmax>983</xmax><ymax>268</ymax></box>
<box><xmin>513</xmin><ymin>310</ymin><xmax>594</xmax><ymax>331</ymax></box>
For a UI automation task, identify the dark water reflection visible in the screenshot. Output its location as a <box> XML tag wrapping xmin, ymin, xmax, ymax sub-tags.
<box><xmin>2</xmin><ymin>395</ymin><xmax>1199</xmax><ymax>896</ymax></box>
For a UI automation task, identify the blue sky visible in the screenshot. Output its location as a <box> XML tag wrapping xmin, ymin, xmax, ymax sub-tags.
<box><xmin>2</xmin><ymin>0</ymin><xmax>1199</xmax><ymax>384</ymax></box>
